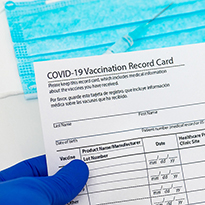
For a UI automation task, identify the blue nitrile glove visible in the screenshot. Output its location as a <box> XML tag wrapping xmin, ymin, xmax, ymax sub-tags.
<box><xmin>0</xmin><ymin>155</ymin><xmax>89</xmax><ymax>205</ymax></box>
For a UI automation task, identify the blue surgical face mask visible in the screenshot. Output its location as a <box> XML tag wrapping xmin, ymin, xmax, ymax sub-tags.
<box><xmin>5</xmin><ymin>0</ymin><xmax>205</xmax><ymax>99</ymax></box>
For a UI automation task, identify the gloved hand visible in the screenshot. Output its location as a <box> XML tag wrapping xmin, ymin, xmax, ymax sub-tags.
<box><xmin>0</xmin><ymin>155</ymin><xmax>89</xmax><ymax>205</ymax></box>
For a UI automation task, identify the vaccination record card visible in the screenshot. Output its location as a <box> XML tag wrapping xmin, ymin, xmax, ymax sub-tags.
<box><xmin>34</xmin><ymin>43</ymin><xmax>205</xmax><ymax>205</ymax></box>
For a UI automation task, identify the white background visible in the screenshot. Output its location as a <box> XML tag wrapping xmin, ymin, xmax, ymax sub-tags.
<box><xmin>0</xmin><ymin>0</ymin><xmax>45</xmax><ymax>170</ymax></box>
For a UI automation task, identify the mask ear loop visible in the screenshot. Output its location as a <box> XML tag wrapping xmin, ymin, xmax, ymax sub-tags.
<box><xmin>0</xmin><ymin>6</ymin><xmax>5</xmax><ymax>14</ymax></box>
<box><xmin>0</xmin><ymin>91</ymin><xmax>24</xmax><ymax>100</ymax></box>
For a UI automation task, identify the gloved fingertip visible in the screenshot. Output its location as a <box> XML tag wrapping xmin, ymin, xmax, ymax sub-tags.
<box><xmin>57</xmin><ymin>159</ymin><xmax>89</xmax><ymax>186</ymax></box>
<box><xmin>47</xmin><ymin>159</ymin><xmax>89</xmax><ymax>204</ymax></box>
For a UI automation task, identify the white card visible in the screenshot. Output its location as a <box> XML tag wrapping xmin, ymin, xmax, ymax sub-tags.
<box><xmin>35</xmin><ymin>43</ymin><xmax>205</xmax><ymax>205</ymax></box>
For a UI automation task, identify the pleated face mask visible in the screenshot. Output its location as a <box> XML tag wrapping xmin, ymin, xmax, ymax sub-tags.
<box><xmin>5</xmin><ymin>0</ymin><xmax>205</xmax><ymax>99</ymax></box>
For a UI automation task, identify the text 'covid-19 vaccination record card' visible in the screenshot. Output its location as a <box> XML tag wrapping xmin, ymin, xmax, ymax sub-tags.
<box><xmin>34</xmin><ymin>43</ymin><xmax>205</xmax><ymax>205</ymax></box>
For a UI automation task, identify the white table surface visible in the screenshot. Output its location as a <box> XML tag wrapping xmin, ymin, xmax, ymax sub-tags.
<box><xmin>0</xmin><ymin>0</ymin><xmax>45</xmax><ymax>170</ymax></box>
